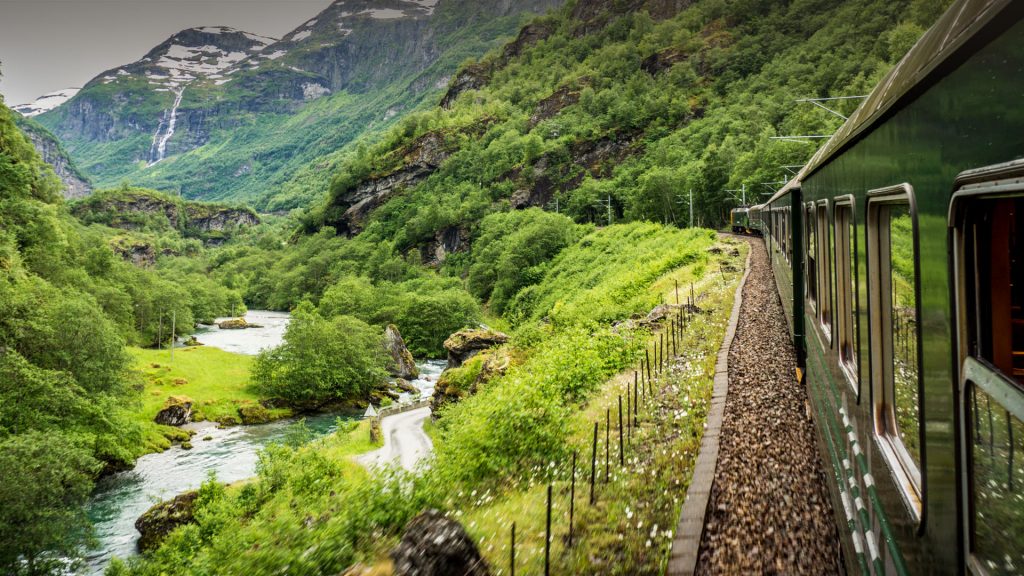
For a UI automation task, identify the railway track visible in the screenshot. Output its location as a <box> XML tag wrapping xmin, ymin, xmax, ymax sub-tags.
<box><xmin>694</xmin><ymin>237</ymin><xmax>841</xmax><ymax>574</ymax></box>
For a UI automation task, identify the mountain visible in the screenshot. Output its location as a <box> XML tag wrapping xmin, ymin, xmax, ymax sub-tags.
<box><xmin>12</xmin><ymin>87</ymin><xmax>80</xmax><ymax>117</ymax></box>
<box><xmin>36</xmin><ymin>0</ymin><xmax>564</xmax><ymax>209</ymax></box>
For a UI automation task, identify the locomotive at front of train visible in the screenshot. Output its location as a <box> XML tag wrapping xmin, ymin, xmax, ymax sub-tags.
<box><xmin>761</xmin><ymin>1</ymin><xmax>1024</xmax><ymax>574</ymax></box>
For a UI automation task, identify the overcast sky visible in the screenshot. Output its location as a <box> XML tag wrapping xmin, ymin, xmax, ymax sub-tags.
<box><xmin>0</xmin><ymin>0</ymin><xmax>334</xmax><ymax>105</ymax></box>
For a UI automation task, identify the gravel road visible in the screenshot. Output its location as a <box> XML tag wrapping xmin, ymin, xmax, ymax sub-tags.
<box><xmin>696</xmin><ymin>237</ymin><xmax>841</xmax><ymax>574</ymax></box>
<box><xmin>357</xmin><ymin>406</ymin><xmax>433</xmax><ymax>472</ymax></box>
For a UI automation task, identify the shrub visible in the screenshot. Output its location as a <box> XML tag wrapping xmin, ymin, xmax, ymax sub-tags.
<box><xmin>251</xmin><ymin>304</ymin><xmax>389</xmax><ymax>407</ymax></box>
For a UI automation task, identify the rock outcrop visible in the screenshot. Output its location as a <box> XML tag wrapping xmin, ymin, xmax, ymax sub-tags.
<box><xmin>14</xmin><ymin>115</ymin><xmax>92</xmax><ymax>199</ymax></box>
<box><xmin>385</xmin><ymin>325</ymin><xmax>419</xmax><ymax>380</ymax></box>
<box><xmin>432</xmin><ymin>347</ymin><xmax>510</xmax><ymax>414</ymax></box>
<box><xmin>418</xmin><ymin>225</ymin><xmax>470</xmax><ymax>267</ymax></box>
<box><xmin>641</xmin><ymin>46</ymin><xmax>688</xmax><ymax>75</ymax></box>
<box><xmin>439</xmin><ymin>63</ymin><xmax>491</xmax><ymax>109</ymax></box>
<box><xmin>443</xmin><ymin>329</ymin><xmax>509</xmax><ymax>368</ymax></box>
<box><xmin>527</xmin><ymin>82</ymin><xmax>585</xmax><ymax>130</ymax></box>
<box><xmin>135</xmin><ymin>490</ymin><xmax>199</xmax><ymax>552</ymax></box>
<box><xmin>391</xmin><ymin>509</ymin><xmax>490</xmax><ymax>576</ymax></box>
<box><xmin>154</xmin><ymin>396</ymin><xmax>193</xmax><ymax>426</ymax></box>
<box><xmin>508</xmin><ymin>134</ymin><xmax>638</xmax><ymax>210</ymax></box>
<box><xmin>71</xmin><ymin>189</ymin><xmax>259</xmax><ymax>244</ymax></box>
<box><xmin>329</xmin><ymin>131</ymin><xmax>455</xmax><ymax>236</ymax></box>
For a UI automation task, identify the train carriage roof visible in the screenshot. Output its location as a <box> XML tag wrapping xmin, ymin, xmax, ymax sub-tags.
<box><xmin>767</xmin><ymin>0</ymin><xmax>1020</xmax><ymax>204</ymax></box>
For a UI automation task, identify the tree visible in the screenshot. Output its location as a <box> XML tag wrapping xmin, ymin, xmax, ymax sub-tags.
<box><xmin>251</xmin><ymin>304</ymin><xmax>389</xmax><ymax>407</ymax></box>
<box><xmin>0</xmin><ymin>432</ymin><xmax>100</xmax><ymax>576</ymax></box>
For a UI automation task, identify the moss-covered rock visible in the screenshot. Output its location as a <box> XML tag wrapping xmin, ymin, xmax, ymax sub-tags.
<box><xmin>135</xmin><ymin>490</ymin><xmax>199</xmax><ymax>552</ymax></box>
<box><xmin>432</xmin><ymin>347</ymin><xmax>511</xmax><ymax>414</ymax></box>
<box><xmin>238</xmin><ymin>404</ymin><xmax>271</xmax><ymax>425</ymax></box>
<box><xmin>217</xmin><ymin>415</ymin><xmax>240</xmax><ymax>427</ymax></box>
<box><xmin>443</xmin><ymin>328</ymin><xmax>509</xmax><ymax>368</ymax></box>
<box><xmin>154</xmin><ymin>395</ymin><xmax>193</xmax><ymax>426</ymax></box>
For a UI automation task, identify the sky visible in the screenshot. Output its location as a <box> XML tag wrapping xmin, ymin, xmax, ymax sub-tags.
<box><xmin>0</xmin><ymin>0</ymin><xmax>335</xmax><ymax>106</ymax></box>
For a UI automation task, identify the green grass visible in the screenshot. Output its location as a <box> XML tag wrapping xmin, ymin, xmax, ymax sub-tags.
<box><xmin>454</xmin><ymin>237</ymin><xmax>747</xmax><ymax>574</ymax></box>
<box><xmin>128</xmin><ymin>345</ymin><xmax>291</xmax><ymax>437</ymax></box>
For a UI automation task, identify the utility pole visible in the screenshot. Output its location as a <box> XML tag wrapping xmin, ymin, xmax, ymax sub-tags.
<box><xmin>170</xmin><ymin>310</ymin><xmax>176</xmax><ymax>363</ymax></box>
<box><xmin>689</xmin><ymin>188</ymin><xmax>693</xmax><ymax>228</ymax></box>
<box><xmin>595</xmin><ymin>194</ymin><xmax>613</xmax><ymax>226</ymax></box>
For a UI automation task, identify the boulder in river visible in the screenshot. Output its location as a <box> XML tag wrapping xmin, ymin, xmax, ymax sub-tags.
<box><xmin>154</xmin><ymin>395</ymin><xmax>193</xmax><ymax>426</ymax></box>
<box><xmin>395</xmin><ymin>378</ymin><xmax>420</xmax><ymax>395</ymax></box>
<box><xmin>385</xmin><ymin>324</ymin><xmax>419</xmax><ymax>379</ymax></box>
<box><xmin>217</xmin><ymin>317</ymin><xmax>263</xmax><ymax>329</ymax></box>
<box><xmin>391</xmin><ymin>509</ymin><xmax>490</xmax><ymax>576</ymax></box>
<box><xmin>238</xmin><ymin>404</ymin><xmax>272</xmax><ymax>425</ymax></box>
<box><xmin>443</xmin><ymin>328</ymin><xmax>509</xmax><ymax>368</ymax></box>
<box><xmin>135</xmin><ymin>490</ymin><xmax>199</xmax><ymax>552</ymax></box>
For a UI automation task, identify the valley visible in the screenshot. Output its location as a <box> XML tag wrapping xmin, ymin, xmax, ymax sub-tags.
<box><xmin>0</xmin><ymin>0</ymin><xmax>951</xmax><ymax>574</ymax></box>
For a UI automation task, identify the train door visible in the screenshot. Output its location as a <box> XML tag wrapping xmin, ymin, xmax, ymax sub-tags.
<box><xmin>951</xmin><ymin>164</ymin><xmax>1024</xmax><ymax>575</ymax></box>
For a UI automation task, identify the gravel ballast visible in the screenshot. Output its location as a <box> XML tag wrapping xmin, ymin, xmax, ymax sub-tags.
<box><xmin>696</xmin><ymin>237</ymin><xmax>841</xmax><ymax>574</ymax></box>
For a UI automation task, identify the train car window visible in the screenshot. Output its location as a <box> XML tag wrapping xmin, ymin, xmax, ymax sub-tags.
<box><xmin>817</xmin><ymin>203</ymin><xmax>833</xmax><ymax>340</ymax></box>
<box><xmin>952</xmin><ymin>189</ymin><xmax>1024</xmax><ymax>575</ymax></box>
<box><xmin>962</xmin><ymin>362</ymin><xmax>1024</xmax><ymax>576</ymax></box>
<box><xmin>835</xmin><ymin>201</ymin><xmax>858</xmax><ymax>392</ymax></box>
<box><xmin>807</xmin><ymin>205</ymin><xmax>817</xmax><ymax>310</ymax></box>
<box><xmin>867</xmin><ymin>186</ymin><xmax>922</xmax><ymax>514</ymax></box>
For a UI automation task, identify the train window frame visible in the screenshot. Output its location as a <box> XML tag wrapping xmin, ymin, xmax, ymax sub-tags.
<box><xmin>834</xmin><ymin>196</ymin><xmax>859</xmax><ymax>397</ymax></box>
<box><xmin>816</xmin><ymin>200</ymin><xmax>834</xmax><ymax>345</ymax></box>
<box><xmin>866</xmin><ymin>183</ymin><xmax>923</xmax><ymax>521</ymax></box>
<box><xmin>949</xmin><ymin>162</ymin><xmax>1024</xmax><ymax>574</ymax></box>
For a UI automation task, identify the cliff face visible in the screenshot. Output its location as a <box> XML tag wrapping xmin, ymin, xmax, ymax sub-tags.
<box><xmin>13</xmin><ymin>115</ymin><xmax>92</xmax><ymax>199</ymax></box>
<box><xmin>71</xmin><ymin>188</ymin><xmax>259</xmax><ymax>243</ymax></box>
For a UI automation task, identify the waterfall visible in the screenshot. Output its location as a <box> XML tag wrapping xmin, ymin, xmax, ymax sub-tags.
<box><xmin>148</xmin><ymin>88</ymin><xmax>184</xmax><ymax>166</ymax></box>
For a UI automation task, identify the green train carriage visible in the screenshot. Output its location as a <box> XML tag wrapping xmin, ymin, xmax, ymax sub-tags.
<box><xmin>756</xmin><ymin>1</ymin><xmax>1024</xmax><ymax>573</ymax></box>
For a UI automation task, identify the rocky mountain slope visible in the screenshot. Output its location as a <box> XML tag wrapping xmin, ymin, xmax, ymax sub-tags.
<box><xmin>13</xmin><ymin>114</ymin><xmax>92</xmax><ymax>198</ymax></box>
<box><xmin>35</xmin><ymin>0</ymin><xmax>563</xmax><ymax>209</ymax></box>
<box><xmin>306</xmin><ymin>0</ymin><xmax>944</xmax><ymax>261</ymax></box>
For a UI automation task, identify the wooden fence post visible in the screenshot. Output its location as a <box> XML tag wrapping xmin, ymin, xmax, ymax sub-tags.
<box><xmin>510</xmin><ymin>522</ymin><xmax>516</xmax><ymax>576</ymax></box>
<box><xmin>618</xmin><ymin>395</ymin><xmax>624</xmax><ymax>466</ymax></box>
<box><xmin>569</xmin><ymin>450</ymin><xmax>577</xmax><ymax>546</ymax></box>
<box><xmin>545</xmin><ymin>484</ymin><xmax>552</xmax><ymax>576</ymax></box>
<box><xmin>590</xmin><ymin>422</ymin><xmax>598</xmax><ymax>504</ymax></box>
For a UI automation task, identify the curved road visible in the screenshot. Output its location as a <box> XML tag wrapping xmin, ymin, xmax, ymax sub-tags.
<box><xmin>357</xmin><ymin>406</ymin><xmax>433</xmax><ymax>472</ymax></box>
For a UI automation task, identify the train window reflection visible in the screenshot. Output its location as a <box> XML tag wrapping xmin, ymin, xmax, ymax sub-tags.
<box><xmin>807</xmin><ymin>205</ymin><xmax>817</xmax><ymax>310</ymax></box>
<box><xmin>836</xmin><ymin>203</ymin><xmax>858</xmax><ymax>389</ymax></box>
<box><xmin>888</xmin><ymin>204</ymin><xmax>920</xmax><ymax>466</ymax></box>
<box><xmin>817</xmin><ymin>204</ymin><xmax>833</xmax><ymax>337</ymax></box>
<box><xmin>969</xmin><ymin>385</ymin><xmax>1024</xmax><ymax>575</ymax></box>
<box><xmin>868</xmin><ymin>190</ymin><xmax>922</xmax><ymax>507</ymax></box>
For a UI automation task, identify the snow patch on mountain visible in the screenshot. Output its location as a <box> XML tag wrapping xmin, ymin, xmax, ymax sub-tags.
<box><xmin>12</xmin><ymin>88</ymin><xmax>80</xmax><ymax>117</ymax></box>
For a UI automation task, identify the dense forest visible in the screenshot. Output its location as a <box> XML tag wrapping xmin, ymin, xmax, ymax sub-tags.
<box><xmin>0</xmin><ymin>0</ymin><xmax>951</xmax><ymax>573</ymax></box>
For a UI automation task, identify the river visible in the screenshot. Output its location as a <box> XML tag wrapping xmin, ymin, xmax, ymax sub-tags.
<box><xmin>81</xmin><ymin>311</ymin><xmax>444</xmax><ymax>574</ymax></box>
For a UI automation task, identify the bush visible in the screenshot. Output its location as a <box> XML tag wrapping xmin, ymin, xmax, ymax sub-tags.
<box><xmin>466</xmin><ymin>209</ymin><xmax>587</xmax><ymax>314</ymax></box>
<box><xmin>251</xmin><ymin>304</ymin><xmax>389</xmax><ymax>407</ymax></box>
<box><xmin>0</xmin><ymin>432</ymin><xmax>101</xmax><ymax>575</ymax></box>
